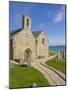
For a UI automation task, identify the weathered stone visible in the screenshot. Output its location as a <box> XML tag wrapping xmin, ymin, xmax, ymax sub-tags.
<box><xmin>10</xmin><ymin>16</ymin><xmax>49</xmax><ymax>64</ymax></box>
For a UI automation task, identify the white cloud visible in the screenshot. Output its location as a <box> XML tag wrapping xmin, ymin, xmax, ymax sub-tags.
<box><xmin>22</xmin><ymin>5</ymin><xmax>34</xmax><ymax>15</ymax></box>
<box><xmin>53</xmin><ymin>12</ymin><xmax>64</xmax><ymax>23</ymax></box>
<box><xmin>49</xmin><ymin>40</ymin><xmax>65</xmax><ymax>46</ymax></box>
<box><xmin>53</xmin><ymin>6</ymin><xmax>65</xmax><ymax>23</ymax></box>
<box><xmin>39</xmin><ymin>23</ymin><xmax>48</xmax><ymax>30</ymax></box>
<box><xmin>23</xmin><ymin>6</ymin><xmax>31</xmax><ymax>14</ymax></box>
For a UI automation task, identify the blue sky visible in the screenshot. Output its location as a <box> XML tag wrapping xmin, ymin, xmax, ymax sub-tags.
<box><xmin>9</xmin><ymin>1</ymin><xmax>66</xmax><ymax>46</ymax></box>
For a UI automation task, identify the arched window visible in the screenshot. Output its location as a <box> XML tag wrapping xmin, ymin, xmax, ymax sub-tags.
<box><xmin>27</xmin><ymin>18</ymin><xmax>29</xmax><ymax>27</ymax></box>
<box><xmin>42</xmin><ymin>38</ymin><xmax>45</xmax><ymax>45</ymax></box>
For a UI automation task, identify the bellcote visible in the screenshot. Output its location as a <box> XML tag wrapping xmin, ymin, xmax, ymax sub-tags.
<box><xmin>22</xmin><ymin>15</ymin><xmax>31</xmax><ymax>31</ymax></box>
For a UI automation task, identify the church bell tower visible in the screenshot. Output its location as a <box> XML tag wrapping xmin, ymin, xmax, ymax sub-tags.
<box><xmin>22</xmin><ymin>15</ymin><xmax>31</xmax><ymax>31</ymax></box>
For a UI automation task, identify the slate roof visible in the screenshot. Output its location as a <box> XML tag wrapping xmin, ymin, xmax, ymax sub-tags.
<box><xmin>10</xmin><ymin>28</ymin><xmax>42</xmax><ymax>38</ymax></box>
<box><xmin>10</xmin><ymin>28</ymin><xmax>22</xmax><ymax>36</ymax></box>
<box><xmin>32</xmin><ymin>31</ymin><xmax>42</xmax><ymax>38</ymax></box>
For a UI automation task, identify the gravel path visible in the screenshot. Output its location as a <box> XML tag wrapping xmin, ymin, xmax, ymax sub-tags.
<box><xmin>31</xmin><ymin>61</ymin><xmax>65</xmax><ymax>86</ymax></box>
<box><xmin>10</xmin><ymin>55</ymin><xmax>66</xmax><ymax>86</ymax></box>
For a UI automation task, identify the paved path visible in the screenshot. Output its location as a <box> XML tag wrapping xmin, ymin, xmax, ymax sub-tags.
<box><xmin>45</xmin><ymin>54</ymin><xmax>58</xmax><ymax>62</ymax></box>
<box><xmin>10</xmin><ymin>58</ymin><xmax>66</xmax><ymax>86</ymax></box>
<box><xmin>31</xmin><ymin>60</ymin><xmax>65</xmax><ymax>86</ymax></box>
<box><xmin>39</xmin><ymin>54</ymin><xmax>65</xmax><ymax>81</ymax></box>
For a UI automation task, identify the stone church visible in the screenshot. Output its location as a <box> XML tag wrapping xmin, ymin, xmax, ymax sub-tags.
<box><xmin>10</xmin><ymin>16</ymin><xmax>49</xmax><ymax>65</ymax></box>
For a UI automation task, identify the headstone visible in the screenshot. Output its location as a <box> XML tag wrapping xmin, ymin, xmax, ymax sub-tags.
<box><xmin>27</xmin><ymin>59</ymin><xmax>31</xmax><ymax>66</ymax></box>
<box><xmin>32</xmin><ymin>83</ymin><xmax>37</xmax><ymax>87</ymax></box>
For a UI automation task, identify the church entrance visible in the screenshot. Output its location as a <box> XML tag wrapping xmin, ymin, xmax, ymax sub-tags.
<box><xmin>24</xmin><ymin>48</ymin><xmax>32</xmax><ymax>66</ymax></box>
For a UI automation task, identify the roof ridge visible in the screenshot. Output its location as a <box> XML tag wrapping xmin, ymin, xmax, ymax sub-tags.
<box><xmin>32</xmin><ymin>31</ymin><xmax>42</xmax><ymax>38</ymax></box>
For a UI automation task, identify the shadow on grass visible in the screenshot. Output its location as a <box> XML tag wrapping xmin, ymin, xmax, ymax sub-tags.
<box><xmin>20</xmin><ymin>64</ymin><xmax>28</xmax><ymax>67</ymax></box>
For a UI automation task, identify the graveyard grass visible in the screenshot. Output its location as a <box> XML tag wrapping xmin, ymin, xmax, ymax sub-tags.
<box><xmin>46</xmin><ymin>56</ymin><xmax>66</xmax><ymax>74</ymax></box>
<box><xmin>49</xmin><ymin>51</ymin><xmax>56</xmax><ymax>56</ymax></box>
<box><xmin>9</xmin><ymin>64</ymin><xmax>49</xmax><ymax>89</ymax></box>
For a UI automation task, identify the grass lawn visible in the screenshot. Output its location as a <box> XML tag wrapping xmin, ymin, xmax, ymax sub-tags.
<box><xmin>49</xmin><ymin>51</ymin><xmax>56</xmax><ymax>56</ymax></box>
<box><xmin>46</xmin><ymin>57</ymin><xmax>66</xmax><ymax>74</ymax></box>
<box><xmin>9</xmin><ymin>64</ymin><xmax>49</xmax><ymax>89</ymax></box>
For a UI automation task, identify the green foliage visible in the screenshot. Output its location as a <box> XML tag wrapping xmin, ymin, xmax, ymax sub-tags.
<box><xmin>9</xmin><ymin>64</ymin><xmax>49</xmax><ymax>89</ymax></box>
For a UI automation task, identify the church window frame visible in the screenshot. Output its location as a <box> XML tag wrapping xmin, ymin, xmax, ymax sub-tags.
<box><xmin>42</xmin><ymin>38</ymin><xmax>45</xmax><ymax>45</ymax></box>
<box><xmin>27</xmin><ymin>18</ymin><xmax>29</xmax><ymax>27</ymax></box>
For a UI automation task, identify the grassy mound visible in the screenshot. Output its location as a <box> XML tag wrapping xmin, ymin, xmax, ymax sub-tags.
<box><xmin>9</xmin><ymin>64</ymin><xmax>49</xmax><ymax>89</ymax></box>
<box><xmin>46</xmin><ymin>57</ymin><xmax>66</xmax><ymax>74</ymax></box>
<box><xmin>49</xmin><ymin>51</ymin><xmax>56</xmax><ymax>56</ymax></box>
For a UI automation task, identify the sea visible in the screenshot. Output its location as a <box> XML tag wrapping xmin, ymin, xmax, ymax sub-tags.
<box><xmin>49</xmin><ymin>46</ymin><xmax>65</xmax><ymax>52</ymax></box>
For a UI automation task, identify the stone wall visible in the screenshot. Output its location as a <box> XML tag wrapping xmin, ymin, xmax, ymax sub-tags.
<box><xmin>12</xmin><ymin>29</ymin><xmax>36</xmax><ymax>62</ymax></box>
<box><xmin>37</xmin><ymin>32</ymin><xmax>49</xmax><ymax>61</ymax></box>
<box><xmin>10</xmin><ymin>16</ymin><xmax>49</xmax><ymax>63</ymax></box>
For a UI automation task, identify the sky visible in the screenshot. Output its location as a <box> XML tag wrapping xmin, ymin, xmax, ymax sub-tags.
<box><xmin>9</xmin><ymin>1</ymin><xmax>66</xmax><ymax>46</ymax></box>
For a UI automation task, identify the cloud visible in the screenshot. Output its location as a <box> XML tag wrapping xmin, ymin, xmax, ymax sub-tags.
<box><xmin>23</xmin><ymin>6</ymin><xmax>31</xmax><ymax>14</ymax></box>
<box><xmin>22</xmin><ymin>4</ymin><xmax>37</xmax><ymax>15</ymax></box>
<box><xmin>53</xmin><ymin>6</ymin><xmax>65</xmax><ymax>23</ymax></box>
<box><xmin>21</xmin><ymin>4</ymin><xmax>34</xmax><ymax>15</ymax></box>
<box><xmin>49</xmin><ymin>40</ymin><xmax>65</xmax><ymax>46</ymax></box>
<box><xmin>39</xmin><ymin>23</ymin><xmax>48</xmax><ymax>30</ymax></box>
<box><xmin>53</xmin><ymin>12</ymin><xmax>64</xmax><ymax>23</ymax></box>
